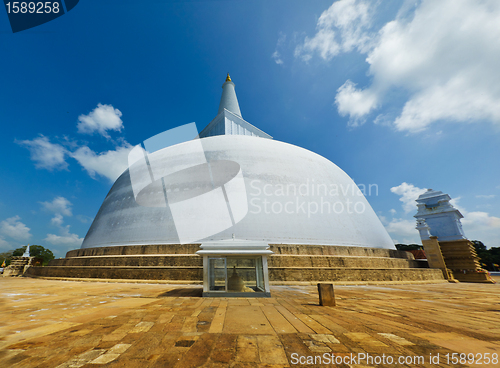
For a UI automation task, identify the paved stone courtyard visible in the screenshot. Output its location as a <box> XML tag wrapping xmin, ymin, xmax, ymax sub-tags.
<box><xmin>0</xmin><ymin>277</ymin><xmax>499</xmax><ymax>367</ymax></box>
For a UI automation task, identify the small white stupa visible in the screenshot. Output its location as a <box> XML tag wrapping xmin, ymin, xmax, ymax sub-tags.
<box><xmin>22</xmin><ymin>244</ymin><xmax>30</xmax><ymax>258</ymax></box>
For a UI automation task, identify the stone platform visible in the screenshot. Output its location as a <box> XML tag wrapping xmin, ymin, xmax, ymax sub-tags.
<box><xmin>439</xmin><ymin>240</ymin><xmax>495</xmax><ymax>283</ymax></box>
<box><xmin>3</xmin><ymin>257</ymin><xmax>42</xmax><ymax>277</ymax></box>
<box><xmin>0</xmin><ymin>277</ymin><xmax>499</xmax><ymax>367</ymax></box>
<box><xmin>25</xmin><ymin>244</ymin><xmax>446</xmax><ymax>284</ymax></box>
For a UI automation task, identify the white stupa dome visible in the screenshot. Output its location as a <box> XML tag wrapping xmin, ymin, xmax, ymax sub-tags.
<box><xmin>81</xmin><ymin>75</ymin><xmax>394</xmax><ymax>249</ymax></box>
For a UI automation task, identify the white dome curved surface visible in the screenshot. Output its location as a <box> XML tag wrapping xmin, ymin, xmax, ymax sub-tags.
<box><xmin>82</xmin><ymin>135</ymin><xmax>394</xmax><ymax>249</ymax></box>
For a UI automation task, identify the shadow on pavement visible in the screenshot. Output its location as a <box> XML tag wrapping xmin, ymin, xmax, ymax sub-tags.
<box><xmin>157</xmin><ymin>288</ymin><xmax>203</xmax><ymax>297</ymax></box>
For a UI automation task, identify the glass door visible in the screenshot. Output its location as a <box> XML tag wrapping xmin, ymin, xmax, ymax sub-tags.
<box><xmin>209</xmin><ymin>258</ymin><xmax>226</xmax><ymax>291</ymax></box>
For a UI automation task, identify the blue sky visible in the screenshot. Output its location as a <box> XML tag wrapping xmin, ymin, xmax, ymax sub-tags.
<box><xmin>1</xmin><ymin>0</ymin><xmax>499</xmax><ymax>257</ymax></box>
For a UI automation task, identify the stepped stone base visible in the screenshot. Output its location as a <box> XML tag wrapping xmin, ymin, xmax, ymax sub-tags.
<box><xmin>451</xmin><ymin>271</ymin><xmax>495</xmax><ymax>283</ymax></box>
<box><xmin>439</xmin><ymin>239</ymin><xmax>495</xmax><ymax>284</ymax></box>
<box><xmin>25</xmin><ymin>244</ymin><xmax>446</xmax><ymax>284</ymax></box>
<box><xmin>3</xmin><ymin>256</ymin><xmax>42</xmax><ymax>277</ymax></box>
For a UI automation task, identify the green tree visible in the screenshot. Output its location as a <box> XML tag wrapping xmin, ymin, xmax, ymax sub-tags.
<box><xmin>487</xmin><ymin>247</ymin><xmax>500</xmax><ymax>270</ymax></box>
<box><xmin>12</xmin><ymin>245</ymin><xmax>55</xmax><ymax>266</ymax></box>
<box><xmin>472</xmin><ymin>240</ymin><xmax>500</xmax><ymax>271</ymax></box>
<box><xmin>395</xmin><ymin>244</ymin><xmax>423</xmax><ymax>251</ymax></box>
<box><xmin>472</xmin><ymin>240</ymin><xmax>487</xmax><ymax>252</ymax></box>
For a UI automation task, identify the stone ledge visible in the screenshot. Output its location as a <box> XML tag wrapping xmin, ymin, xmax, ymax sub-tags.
<box><xmin>269</xmin><ymin>279</ymin><xmax>449</xmax><ymax>285</ymax></box>
<box><xmin>25</xmin><ymin>266</ymin><xmax>444</xmax><ymax>284</ymax></box>
<box><xmin>32</xmin><ymin>244</ymin><xmax>443</xmax><ymax>284</ymax></box>
<box><xmin>22</xmin><ymin>275</ymin><xmax>202</xmax><ymax>284</ymax></box>
<box><xmin>23</xmin><ymin>275</ymin><xmax>448</xmax><ymax>285</ymax></box>
<box><xmin>70</xmin><ymin>243</ymin><xmax>415</xmax><ymax>259</ymax></box>
<box><xmin>269</xmin><ymin>267</ymin><xmax>444</xmax><ymax>282</ymax></box>
<box><xmin>47</xmin><ymin>254</ymin><xmax>425</xmax><ymax>269</ymax></box>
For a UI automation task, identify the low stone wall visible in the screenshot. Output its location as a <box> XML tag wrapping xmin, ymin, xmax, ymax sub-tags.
<box><xmin>25</xmin><ymin>243</ymin><xmax>446</xmax><ymax>284</ymax></box>
<box><xmin>269</xmin><ymin>255</ymin><xmax>426</xmax><ymax>269</ymax></box>
<box><xmin>68</xmin><ymin>243</ymin><xmax>414</xmax><ymax>258</ymax></box>
<box><xmin>269</xmin><ymin>244</ymin><xmax>414</xmax><ymax>259</ymax></box>
<box><xmin>49</xmin><ymin>255</ymin><xmax>203</xmax><ymax>268</ymax></box>
<box><xmin>47</xmin><ymin>254</ymin><xmax>424</xmax><ymax>269</ymax></box>
<box><xmin>269</xmin><ymin>267</ymin><xmax>445</xmax><ymax>283</ymax></box>
<box><xmin>66</xmin><ymin>244</ymin><xmax>202</xmax><ymax>257</ymax></box>
<box><xmin>26</xmin><ymin>266</ymin><xmax>202</xmax><ymax>281</ymax></box>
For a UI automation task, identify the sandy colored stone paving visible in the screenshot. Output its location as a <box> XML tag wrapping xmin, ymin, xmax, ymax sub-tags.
<box><xmin>0</xmin><ymin>277</ymin><xmax>499</xmax><ymax>367</ymax></box>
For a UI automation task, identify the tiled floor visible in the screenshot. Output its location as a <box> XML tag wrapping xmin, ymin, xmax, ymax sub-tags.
<box><xmin>0</xmin><ymin>277</ymin><xmax>499</xmax><ymax>367</ymax></box>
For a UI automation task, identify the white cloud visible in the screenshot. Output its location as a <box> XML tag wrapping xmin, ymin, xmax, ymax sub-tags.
<box><xmin>272</xmin><ymin>32</ymin><xmax>287</xmax><ymax>65</ymax></box>
<box><xmin>450</xmin><ymin>197</ymin><xmax>500</xmax><ymax>233</ymax></box>
<box><xmin>272</xmin><ymin>51</ymin><xmax>284</xmax><ymax>65</ymax></box>
<box><xmin>380</xmin><ymin>211</ymin><xmax>420</xmax><ymax>244</ymax></box>
<box><xmin>476</xmin><ymin>194</ymin><xmax>496</xmax><ymax>199</ymax></box>
<box><xmin>0</xmin><ymin>216</ymin><xmax>32</xmax><ymax>241</ymax></box>
<box><xmin>51</xmin><ymin>214</ymin><xmax>64</xmax><ymax>227</ymax></box>
<box><xmin>77</xmin><ymin>103</ymin><xmax>123</xmax><ymax>138</ymax></box>
<box><xmin>76</xmin><ymin>215</ymin><xmax>93</xmax><ymax>224</ymax></box>
<box><xmin>463</xmin><ymin>211</ymin><xmax>500</xmax><ymax>230</ymax></box>
<box><xmin>40</xmin><ymin>196</ymin><xmax>73</xmax><ymax>217</ymax></box>
<box><xmin>387</xmin><ymin>182</ymin><xmax>426</xmax><ymax>243</ymax></box>
<box><xmin>40</xmin><ymin>197</ymin><xmax>85</xmax><ymax>248</ymax></box>
<box><xmin>19</xmin><ymin>134</ymin><xmax>131</xmax><ymax>183</ymax></box>
<box><xmin>374</xmin><ymin>0</ymin><xmax>500</xmax><ymax>132</ymax></box>
<box><xmin>295</xmin><ymin>0</ymin><xmax>372</xmax><ymax>61</ymax></box>
<box><xmin>449</xmin><ymin>196</ymin><xmax>465</xmax><ymax>214</ymax></box>
<box><xmin>453</xmin><ymin>197</ymin><xmax>500</xmax><ymax>246</ymax></box>
<box><xmin>44</xmin><ymin>225</ymin><xmax>84</xmax><ymax>248</ymax></box>
<box><xmin>390</xmin><ymin>182</ymin><xmax>427</xmax><ymax>214</ymax></box>
<box><xmin>19</xmin><ymin>104</ymin><xmax>131</xmax><ymax>184</ymax></box>
<box><xmin>373</xmin><ymin>113</ymin><xmax>394</xmax><ymax>127</ymax></box>
<box><xmin>392</xmin><ymin>76</ymin><xmax>500</xmax><ymax>133</ymax></box>
<box><xmin>0</xmin><ymin>237</ymin><xmax>11</xmax><ymax>250</ymax></box>
<box><xmin>385</xmin><ymin>218</ymin><xmax>420</xmax><ymax>243</ymax></box>
<box><xmin>17</xmin><ymin>135</ymin><xmax>68</xmax><ymax>170</ymax></box>
<box><xmin>298</xmin><ymin>0</ymin><xmax>500</xmax><ymax>132</ymax></box>
<box><xmin>296</xmin><ymin>29</ymin><xmax>339</xmax><ymax>62</ymax></box>
<box><xmin>70</xmin><ymin>142</ymin><xmax>133</xmax><ymax>183</ymax></box>
<box><xmin>335</xmin><ymin>80</ymin><xmax>378</xmax><ymax>126</ymax></box>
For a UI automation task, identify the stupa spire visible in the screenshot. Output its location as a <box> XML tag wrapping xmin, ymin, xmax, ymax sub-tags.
<box><xmin>218</xmin><ymin>73</ymin><xmax>242</xmax><ymax>117</ymax></box>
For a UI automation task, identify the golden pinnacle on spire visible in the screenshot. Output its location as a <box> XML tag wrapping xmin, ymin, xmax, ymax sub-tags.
<box><xmin>225</xmin><ymin>73</ymin><xmax>232</xmax><ymax>82</ymax></box>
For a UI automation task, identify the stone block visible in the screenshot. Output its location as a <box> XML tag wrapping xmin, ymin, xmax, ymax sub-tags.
<box><xmin>317</xmin><ymin>283</ymin><xmax>335</xmax><ymax>306</ymax></box>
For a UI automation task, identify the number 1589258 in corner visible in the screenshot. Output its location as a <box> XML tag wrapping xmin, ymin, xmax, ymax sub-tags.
<box><xmin>5</xmin><ymin>2</ymin><xmax>60</xmax><ymax>14</ymax></box>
